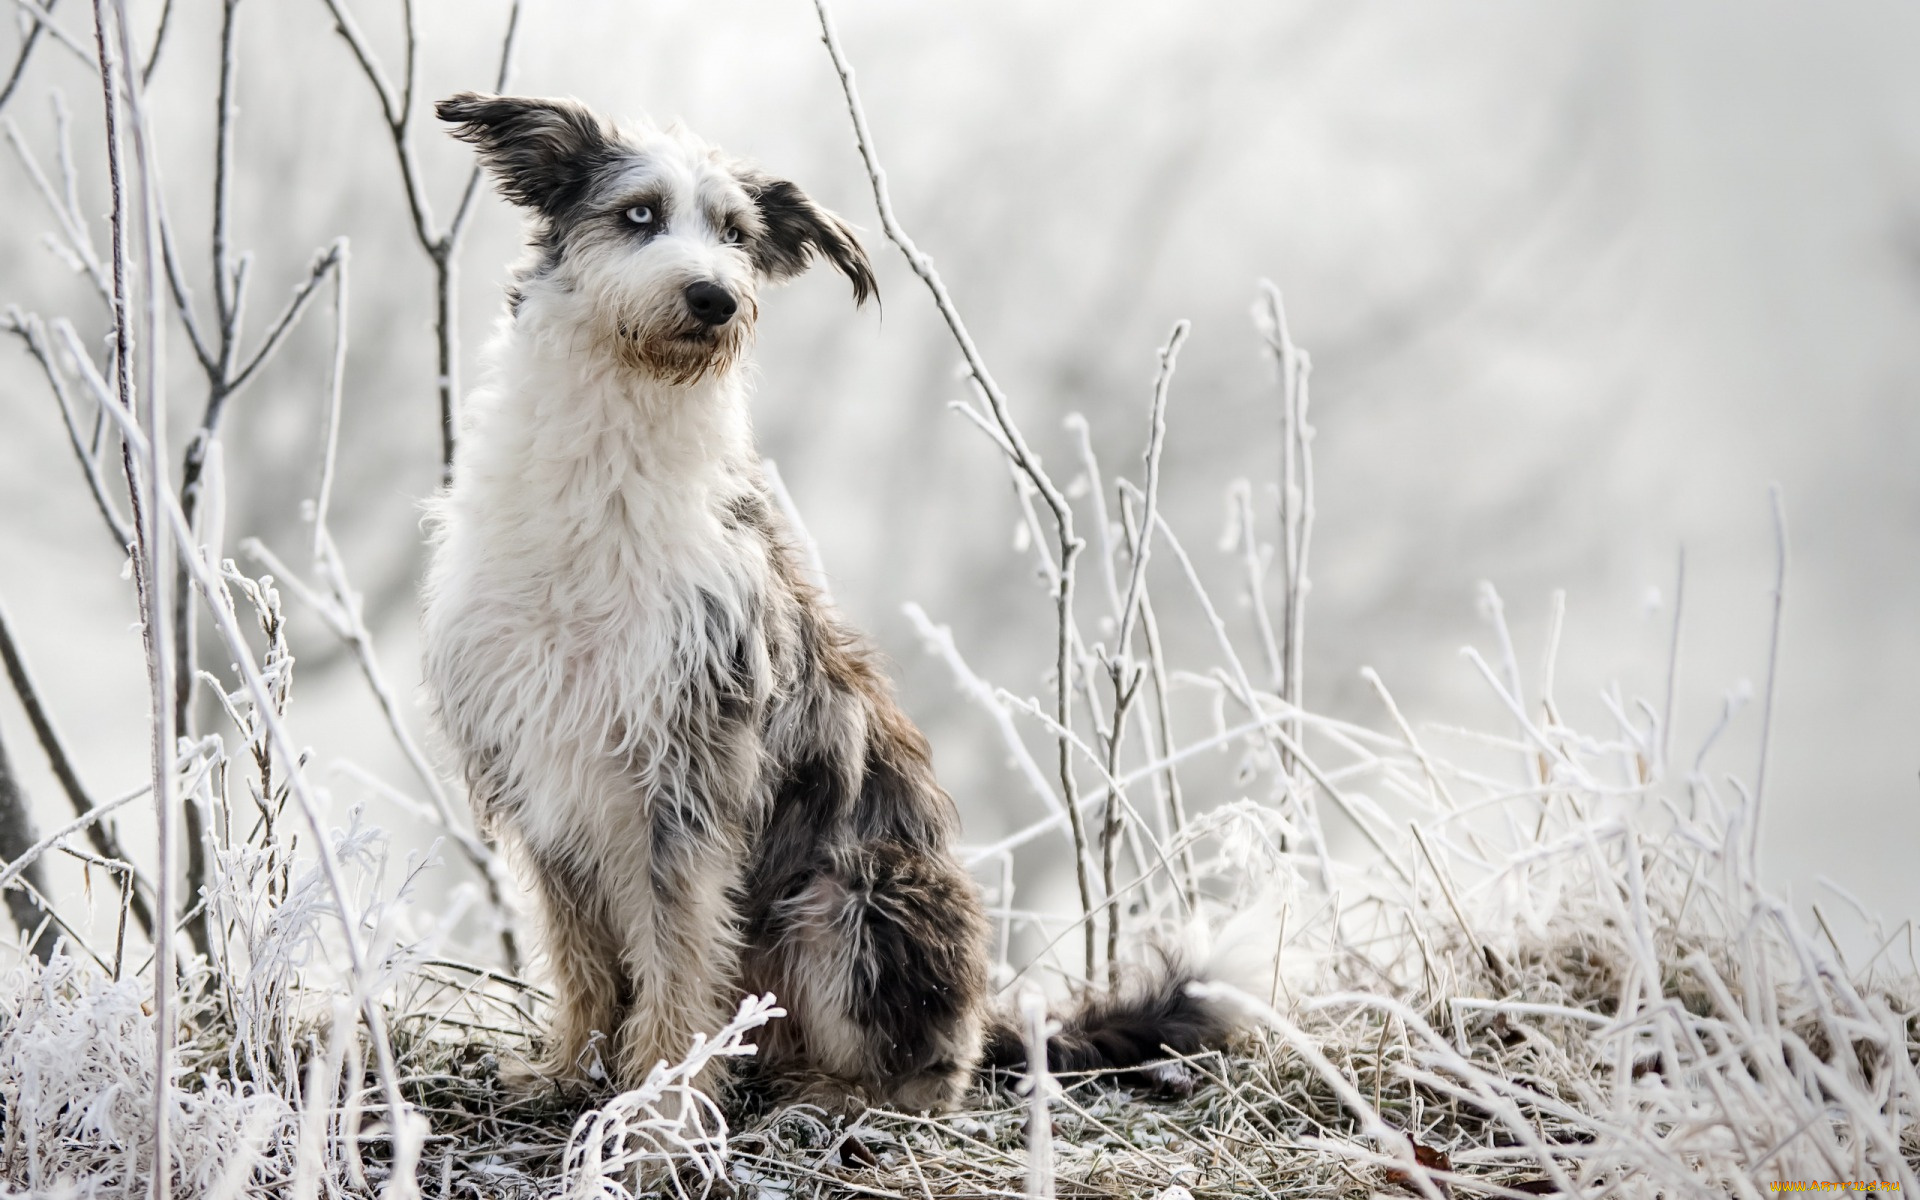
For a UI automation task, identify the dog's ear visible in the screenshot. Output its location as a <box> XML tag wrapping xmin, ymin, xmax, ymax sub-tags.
<box><xmin>739</xmin><ymin>173</ymin><xmax>877</xmax><ymax>307</ymax></box>
<box><xmin>437</xmin><ymin>92</ymin><xmax>619</xmax><ymax>218</ymax></box>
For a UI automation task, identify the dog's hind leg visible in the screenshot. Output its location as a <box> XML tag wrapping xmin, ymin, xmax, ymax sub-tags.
<box><xmin>763</xmin><ymin>841</ymin><xmax>991</xmax><ymax>1113</ymax></box>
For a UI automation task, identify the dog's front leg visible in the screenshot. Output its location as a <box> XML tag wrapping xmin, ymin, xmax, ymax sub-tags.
<box><xmin>520</xmin><ymin>844</ymin><xmax>627</xmax><ymax>1089</ymax></box>
<box><xmin>608</xmin><ymin>738</ymin><xmax>761</xmax><ymax>1092</ymax></box>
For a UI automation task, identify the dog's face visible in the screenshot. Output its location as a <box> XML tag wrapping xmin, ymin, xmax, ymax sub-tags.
<box><xmin>438</xmin><ymin>92</ymin><xmax>875</xmax><ymax>384</ymax></box>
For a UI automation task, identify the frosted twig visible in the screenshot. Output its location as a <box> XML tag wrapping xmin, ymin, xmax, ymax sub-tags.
<box><xmin>87</xmin><ymin>2</ymin><xmax>179</xmax><ymax>1192</ymax></box>
<box><xmin>994</xmin><ymin>689</ymin><xmax>1188</xmax><ymax>902</ymax></box>
<box><xmin>1122</xmin><ymin>497</ymin><xmax>1197</xmax><ymax>906</ymax></box>
<box><xmin>562</xmin><ymin>993</ymin><xmax>783</xmax><ymax>1194</ymax></box>
<box><xmin>8</xmin><ymin>0</ymin><xmax>92</xmax><ymax>67</ymax></box>
<box><xmin>0</xmin><ymin>729</ymin><xmax>53</xmax><ymax>959</ymax></box>
<box><xmin>1256</xmin><ymin>281</ymin><xmax>1314</xmax><ymax>745</ymax></box>
<box><xmin>247</xmin><ymin>532</ymin><xmax>522</xmax><ymax>973</ymax></box>
<box><xmin>1751</xmin><ymin>488</ymin><xmax>1787</xmax><ymax>871</ymax></box>
<box><xmin>1136</xmin><ymin>495</ymin><xmax>1364</xmax><ymax>887</ymax></box>
<box><xmin>1659</xmin><ymin>546</ymin><xmax>1686</xmax><ymax>777</ymax></box>
<box><xmin>0</xmin><ymin>0</ymin><xmax>59</xmax><ymax>113</ymax></box>
<box><xmin>311</xmin><ymin>240</ymin><xmax>350</xmax><ymax>559</ymax></box>
<box><xmin>1539</xmin><ymin>589</ymin><xmax>1566</xmax><ymax>721</ymax></box>
<box><xmin>0</xmin><ymin>595</ymin><xmax>155</xmax><ymax>934</ymax></box>
<box><xmin>1093</xmin><ymin>321</ymin><xmax>1186</xmax><ymax>984</ymax></box>
<box><xmin>137</xmin><ymin>0</ymin><xmax>171</xmax><ymax>81</ymax></box>
<box><xmin>1361</xmin><ymin>668</ymin><xmax>1455</xmax><ymax>813</ymax></box>
<box><xmin>319</xmin><ymin>0</ymin><xmax>523</xmax><ymax>482</ymax></box>
<box><xmin>223</xmin><ymin>240</ymin><xmax>345</xmax><ymax>395</ymax></box>
<box><xmin>4</xmin><ymin>115</ymin><xmax>111</xmax><ymax>299</ymax></box>
<box><xmin>1475</xmin><ymin>581</ymin><xmax>1536</xmax><ymax>791</ymax></box>
<box><xmin>1231</xmin><ymin>480</ymin><xmax>1286</xmax><ymax>696</ymax></box>
<box><xmin>239</xmin><ymin>236</ymin><xmax>521</xmax><ymax>972</ymax></box>
<box><xmin>1113</xmin><ymin>322</ymin><xmax>1185</xmax><ymax>657</ymax></box>
<box><xmin>1018</xmin><ymin>987</ymin><xmax>1056</xmax><ymax>1200</ymax></box>
<box><xmin>963</xmin><ymin>705</ymin><xmax>1332</xmax><ymax>867</ymax></box>
<box><xmin>0</xmin><ymin>765</ymin><xmax>145</xmax><ymax>894</ymax></box>
<box><xmin>1459</xmin><ymin>646</ymin><xmax>1581</xmax><ymax>783</ymax></box>
<box><xmin>903</xmin><ymin>603</ymin><xmax>1063</xmax><ymax>822</ymax></box>
<box><xmin>2</xmin><ymin>309</ymin><xmax>133</xmax><ymax>549</ymax></box>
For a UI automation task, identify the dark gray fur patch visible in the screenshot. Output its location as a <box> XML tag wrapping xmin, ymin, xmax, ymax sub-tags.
<box><xmin>839</xmin><ymin>840</ymin><xmax>985</xmax><ymax>1075</ymax></box>
<box><xmin>736</xmin><ymin>171</ymin><xmax>878</xmax><ymax>306</ymax></box>
<box><xmin>437</xmin><ymin>92</ymin><xmax>626</xmax><ymax>222</ymax></box>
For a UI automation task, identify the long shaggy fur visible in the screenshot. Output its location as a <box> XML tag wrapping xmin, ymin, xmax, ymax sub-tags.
<box><xmin>981</xmin><ymin>964</ymin><xmax>1238</xmax><ymax>1083</ymax></box>
<box><xmin>422</xmin><ymin>91</ymin><xmax>1237</xmax><ymax>1113</ymax></box>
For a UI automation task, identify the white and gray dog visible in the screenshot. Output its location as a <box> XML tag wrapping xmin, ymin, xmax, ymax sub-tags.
<box><xmin>422</xmin><ymin>91</ymin><xmax>1235</xmax><ymax>1113</ymax></box>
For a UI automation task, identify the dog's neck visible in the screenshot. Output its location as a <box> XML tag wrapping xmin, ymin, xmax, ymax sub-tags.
<box><xmin>456</xmin><ymin>291</ymin><xmax>760</xmax><ymax>529</ymax></box>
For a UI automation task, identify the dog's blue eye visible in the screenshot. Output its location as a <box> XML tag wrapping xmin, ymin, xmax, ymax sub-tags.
<box><xmin>721</xmin><ymin>227</ymin><xmax>742</xmax><ymax>245</ymax></box>
<box><xmin>626</xmin><ymin>206</ymin><xmax>654</xmax><ymax>226</ymax></box>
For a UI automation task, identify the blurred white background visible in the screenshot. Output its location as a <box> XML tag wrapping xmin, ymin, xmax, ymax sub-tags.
<box><xmin>2</xmin><ymin>0</ymin><xmax>1914</xmax><ymax>953</ymax></box>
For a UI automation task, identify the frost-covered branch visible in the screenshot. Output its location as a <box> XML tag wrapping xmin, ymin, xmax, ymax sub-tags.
<box><xmin>318</xmin><ymin>0</ymin><xmax>523</xmax><ymax>483</ymax></box>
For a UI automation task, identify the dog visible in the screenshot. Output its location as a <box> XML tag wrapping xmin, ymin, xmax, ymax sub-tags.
<box><xmin>421</xmin><ymin>91</ymin><xmax>1236</xmax><ymax>1113</ymax></box>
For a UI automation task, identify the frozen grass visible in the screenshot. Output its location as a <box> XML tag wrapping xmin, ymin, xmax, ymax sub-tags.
<box><xmin>2</xmin><ymin>2</ymin><xmax>1917</xmax><ymax>1197</ymax></box>
<box><xmin>4</xmin><ymin>651</ymin><xmax>1916</xmax><ymax>1200</ymax></box>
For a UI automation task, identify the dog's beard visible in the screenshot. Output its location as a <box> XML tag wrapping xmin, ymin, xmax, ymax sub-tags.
<box><xmin>601</xmin><ymin>295</ymin><xmax>759</xmax><ymax>386</ymax></box>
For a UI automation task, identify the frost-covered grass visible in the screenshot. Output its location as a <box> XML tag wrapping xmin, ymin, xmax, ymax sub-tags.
<box><xmin>4</xmin><ymin>641</ymin><xmax>1916</xmax><ymax>1199</ymax></box>
<box><xmin>2</xmin><ymin>3</ymin><xmax>1917</xmax><ymax>1198</ymax></box>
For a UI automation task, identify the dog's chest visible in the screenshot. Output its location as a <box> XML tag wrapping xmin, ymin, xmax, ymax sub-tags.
<box><xmin>428</xmin><ymin>420</ymin><xmax>773</xmax><ymax>845</ymax></box>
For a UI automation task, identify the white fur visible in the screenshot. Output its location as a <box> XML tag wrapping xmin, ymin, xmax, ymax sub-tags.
<box><xmin>425</xmin><ymin>307</ymin><xmax>762</xmax><ymax>829</ymax></box>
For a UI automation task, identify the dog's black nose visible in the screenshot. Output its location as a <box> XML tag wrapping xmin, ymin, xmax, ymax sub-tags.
<box><xmin>684</xmin><ymin>281</ymin><xmax>738</xmax><ymax>327</ymax></box>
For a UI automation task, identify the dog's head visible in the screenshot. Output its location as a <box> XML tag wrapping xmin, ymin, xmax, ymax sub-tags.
<box><xmin>438</xmin><ymin>92</ymin><xmax>875</xmax><ymax>384</ymax></box>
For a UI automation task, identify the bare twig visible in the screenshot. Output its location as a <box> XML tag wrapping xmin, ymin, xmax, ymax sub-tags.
<box><xmin>1018</xmin><ymin>987</ymin><xmax>1057</xmax><ymax>1200</ymax></box>
<box><xmin>0</xmin><ymin>0</ymin><xmax>60</xmax><ymax>115</ymax></box>
<box><xmin>1751</xmin><ymin>488</ymin><xmax>1788</xmax><ymax>871</ymax></box>
<box><xmin>0</xmin><ymin>728</ymin><xmax>54</xmax><ymax>961</ymax></box>
<box><xmin>8</xmin><ymin>0</ymin><xmax>92</xmax><ymax>69</ymax></box>
<box><xmin>1113</xmin><ymin>321</ymin><xmax>1185</xmax><ymax>656</ymax></box>
<box><xmin>0</xmin><ymin>595</ymin><xmax>155</xmax><ymax>936</ymax></box>
<box><xmin>138</xmin><ymin>0</ymin><xmax>173</xmax><ymax>82</ymax></box>
<box><xmin>5</xmin><ymin>113</ymin><xmax>112</xmax><ymax>300</ymax></box>
<box><xmin>2</xmin><ymin>310</ymin><xmax>134</xmax><ymax>549</ymax></box>
<box><xmin>1659</xmin><ymin>547</ymin><xmax>1686</xmax><ymax>777</ymax></box>
<box><xmin>1095</xmin><ymin>323</ymin><xmax>1186</xmax><ymax>988</ymax></box>
<box><xmin>88</xmin><ymin>5</ymin><xmax>177</xmax><ymax>1191</ymax></box>
<box><xmin>318</xmin><ymin>0</ymin><xmax>523</xmax><ymax>483</ymax></box>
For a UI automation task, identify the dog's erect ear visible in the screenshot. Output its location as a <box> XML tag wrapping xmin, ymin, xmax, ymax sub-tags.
<box><xmin>437</xmin><ymin>92</ymin><xmax>620</xmax><ymax>218</ymax></box>
<box><xmin>739</xmin><ymin>173</ymin><xmax>877</xmax><ymax>307</ymax></box>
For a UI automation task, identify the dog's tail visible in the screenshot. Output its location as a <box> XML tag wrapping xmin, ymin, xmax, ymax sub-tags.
<box><xmin>980</xmin><ymin>908</ymin><xmax>1289</xmax><ymax>1084</ymax></box>
<box><xmin>980</xmin><ymin>961</ymin><xmax>1238</xmax><ymax>1082</ymax></box>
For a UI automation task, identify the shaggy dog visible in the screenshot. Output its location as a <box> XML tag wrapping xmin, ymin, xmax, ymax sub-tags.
<box><xmin>422</xmin><ymin>91</ymin><xmax>1232</xmax><ymax>1112</ymax></box>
